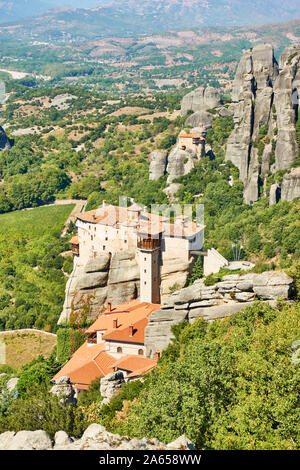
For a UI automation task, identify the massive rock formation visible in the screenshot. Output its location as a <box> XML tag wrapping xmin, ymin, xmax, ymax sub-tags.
<box><xmin>180</xmin><ymin>86</ymin><xmax>221</xmax><ymax>116</ymax></box>
<box><xmin>59</xmin><ymin>249</ymin><xmax>193</xmax><ymax>324</ymax></box>
<box><xmin>225</xmin><ymin>44</ymin><xmax>300</xmax><ymax>204</ymax></box>
<box><xmin>281</xmin><ymin>167</ymin><xmax>300</xmax><ymax>201</ymax></box>
<box><xmin>145</xmin><ymin>271</ymin><xmax>293</xmax><ymax>357</ymax></box>
<box><xmin>166</xmin><ymin>127</ymin><xmax>206</xmax><ymax>183</ymax></box>
<box><xmin>185</xmin><ymin>110</ymin><xmax>214</xmax><ymax>130</ymax></box>
<box><xmin>149</xmin><ymin>150</ymin><xmax>167</xmax><ymax>180</ymax></box>
<box><xmin>59</xmin><ymin>250</ymin><xmax>140</xmax><ymax>324</ymax></box>
<box><xmin>0</xmin><ymin>424</ymin><xmax>193</xmax><ymax>450</ymax></box>
<box><xmin>0</xmin><ymin>126</ymin><xmax>11</xmax><ymax>151</ymax></box>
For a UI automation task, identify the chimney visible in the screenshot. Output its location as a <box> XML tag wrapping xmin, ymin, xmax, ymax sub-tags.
<box><xmin>113</xmin><ymin>318</ymin><xmax>118</xmax><ymax>329</ymax></box>
<box><xmin>102</xmin><ymin>200</ymin><xmax>107</xmax><ymax>208</ymax></box>
<box><xmin>129</xmin><ymin>324</ymin><xmax>134</xmax><ymax>337</ymax></box>
<box><xmin>155</xmin><ymin>350</ymin><xmax>161</xmax><ymax>360</ymax></box>
<box><xmin>107</xmin><ymin>302</ymin><xmax>112</xmax><ymax>312</ymax></box>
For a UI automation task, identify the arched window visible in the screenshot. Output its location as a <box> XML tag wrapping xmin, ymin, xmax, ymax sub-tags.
<box><xmin>138</xmin><ymin>349</ymin><xmax>144</xmax><ymax>356</ymax></box>
<box><xmin>117</xmin><ymin>347</ymin><xmax>122</xmax><ymax>354</ymax></box>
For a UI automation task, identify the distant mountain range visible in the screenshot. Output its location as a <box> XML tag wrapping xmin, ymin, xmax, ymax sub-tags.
<box><xmin>0</xmin><ymin>0</ymin><xmax>102</xmax><ymax>24</ymax></box>
<box><xmin>0</xmin><ymin>0</ymin><xmax>299</xmax><ymax>36</ymax></box>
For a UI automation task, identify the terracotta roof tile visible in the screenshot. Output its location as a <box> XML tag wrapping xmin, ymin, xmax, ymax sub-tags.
<box><xmin>69</xmin><ymin>235</ymin><xmax>79</xmax><ymax>245</ymax></box>
<box><xmin>85</xmin><ymin>300</ymin><xmax>160</xmax><ymax>338</ymax></box>
<box><xmin>180</xmin><ymin>133</ymin><xmax>205</xmax><ymax>140</ymax></box>
<box><xmin>103</xmin><ymin>317</ymin><xmax>149</xmax><ymax>344</ymax></box>
<box><xmin>110</xmin><ymin>355</ymin><xmax>157</xmax><ymax>374</ymax></box>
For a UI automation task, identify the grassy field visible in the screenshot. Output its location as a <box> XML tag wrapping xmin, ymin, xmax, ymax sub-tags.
<box><xmin>0</xmin><ymin>205</ymin><xmax>74</xmax><ymax>238</ymax></box>
<box><xmin>0</xmin><ymin>204</ymin><xmax>75</xmax><ymax>332</ymax></box>
<box><xmin>0</xmin><ymin>330</ymin><xmax>57</xmax><ymax>370</ymax></box>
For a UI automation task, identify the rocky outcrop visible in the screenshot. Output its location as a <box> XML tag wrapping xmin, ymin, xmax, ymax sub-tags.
<box><xmin>145</xmin><ymin>271</ymin><xmax>293</xmax><ymax>357</ymax></box>
<box><xmin>281</xmin><ymin>167</ymin><xmax>300</xmax><ymax>201</ymax></box>
<box><xmin>6</xmin><ymin>377</ymin><xmax>19</xmax><ymax>393</ymax></box>
<box><xmin>0</xmin><ymin>126</ymin><xmax>11</xmax><ymax>151</ymax></box>
<box><xmin>50</xmin><ymin>376</ymin><xmax>76</xmax><ymax>404</ymax></box>
<box><xmin>100</xmin><ymin>371</ymin><xmax>125</xmax><ymax>406</ymax></box>
<box><xmin>149</xmin><ymin>150</ymin><xmax>167</xmax><ymax>180</ymax></box>
<box><xmin>160</xmin><ymin>257</ymin><xmax>194</xmax><ymax>296</ymax></box>
<box><xmin>0</xmin><ymin>430</ymin><xmax>52</xmax><ymax>450</ymax></box>
<box><xmin>269</xmin><ymin>183</ymin><xmax>281</xmax><ymax>205</ymax></box>
<box><xmin>166</xmin><ymin>127</ymin><xmax>205</xmax><ymax>183</ymax></box>
<box><xmin>225</xmin><ymin>44</ymin><xmax>300</xmax><ymax>204</ymax></box>
<box><xmin>180</xmin><ymin>86</ymin><xmax>221</xmax><ymax>116</ymax></box>
<box><xmin>0</xmin><ymin>424</ymin><xmax>193</xmax><ymax>450</ymax></box>
<box><xmin>163</xmin><ymin>182</ymin><xmax>182</xmax><ymax>200</ymax></box>
<box><xmin>185</xmin><ymin>110</ymin><xmax>214</xmax><ymax>130</ymax></box>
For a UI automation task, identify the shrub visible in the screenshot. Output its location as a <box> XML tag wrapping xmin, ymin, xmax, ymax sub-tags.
<box><xmin>204</xmin><ymin>274</ymin><xmax>219</xmax><ymax>286</ymax></box>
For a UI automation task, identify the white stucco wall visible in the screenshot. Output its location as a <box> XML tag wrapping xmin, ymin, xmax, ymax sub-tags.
<box><xmin>105</xmin><ymin>341</ymin><xmax>145</xmax><ymax>359</ymax></box>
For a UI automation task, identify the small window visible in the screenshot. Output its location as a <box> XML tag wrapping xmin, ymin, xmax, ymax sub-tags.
<box><xmin>144</xmin><ymin>269</ymin><xmax>146</xmax><ymax>273</ymax></box>
<box><xmin>144</xmin><ymin>281</ymin><xmax>147</xmax><ymax>285</ymax></box>
<box><xmin>124</xmin><ymin>240</ymin><xmax>127</xmax><ymax>243</ymax></box>
<box><xmin>117</xmin><ymin>347</ymin><xmax>122</xmax><ymax>354</ymax></box>
<box><xmin>138</xmin><ymin>349</ymin><xmax>144</xmax><ymax>356</ymax></box>
<box><xmin>105</xmin><ymin>237</ymin><xmax>108</xmax><ymax>241</ymax></box>
<box><xmin>144</xmin><ymin>257</ymin><xmax>147</xmax><ymax>261</ymax></box>
<box><xmin>103</xmin><ymin>246</ymin><xmax>106</xmax><ymax>251</ymax></box>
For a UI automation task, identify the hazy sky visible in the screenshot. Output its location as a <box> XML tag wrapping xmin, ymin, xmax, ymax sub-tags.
<box><xmin>45</xmin><ymin>0</ymin><xmax>106</xmax><ymax>7</ymax></box>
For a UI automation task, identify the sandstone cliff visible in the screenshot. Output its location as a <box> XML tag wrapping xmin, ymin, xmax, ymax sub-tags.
<box><xmin>59</xmin><ymin>250</ymin><xmax>140</xmax><ymax>324</ymax></box>
<box><xmin>225</xmin><ymin>44</ymin><xmax>300</xmax><ymax>204</ymax></box>
<box><xmin>281</xmin><ymin>167</ymin><xmax>300</xmax><ymax>201</ymax></box>
<box><xmin>59</xmin><ymin>250</ymin><xmax>193</xmax><ymax>324</ymax></box>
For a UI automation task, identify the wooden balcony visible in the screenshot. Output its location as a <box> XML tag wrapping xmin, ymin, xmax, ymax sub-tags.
<box><xmin>71</xmin><ymin>244</ymin><xmax>79</xmax><ymax>256</ymax></box>
<box><xmin>137</xmin><ymin>237</ymin><xmax>161</xmax><ymax>250</ymax></box>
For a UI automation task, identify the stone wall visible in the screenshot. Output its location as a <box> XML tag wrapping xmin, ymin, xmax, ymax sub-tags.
<box><xmin>145</xmin><ymin>271</ymin><xmax>293</xmax><ymax>357</ymax></box>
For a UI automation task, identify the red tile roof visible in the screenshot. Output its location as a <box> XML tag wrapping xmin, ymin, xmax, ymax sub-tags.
<box><xmin>69</xmin><ymin>235</ymin><xmax>79</xmax><ymax>245</ymax></box>
<box><xmin>85</xmin><ymin>300</ymin><xmax>161</xmax><ymax>345</ymax></box>
<box><xmin>103</xmin><ymin>317</ymin><xmax>149</xmax><ymax>344</ymax></box>
<box><xmin>76</xmin><ymin>204</ymin><xmax>204</xmax><ymax>239</ymax></box>
<box><xmin>53</xmin><ymin>300</ymin><xmax>161</xmax><ymax>389</ymax></box>
<box><xmin>110</xmin><ymin>355</ymin><xmax>157</xmax><ymax>375</ymax></box>
<box><xmin>53</xmin><ymin>342</ymin><xmax>115</xmax><ymax>387</ymax></box>
<box><xmin>179</xmin><ymin>133</ymin><xmax>205</xmax><ymax>140</ymax></box>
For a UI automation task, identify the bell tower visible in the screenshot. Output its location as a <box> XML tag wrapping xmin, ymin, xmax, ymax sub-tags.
<box><xmin>137</xmin><ymin>233</ymin><xmax>161</xmax><ymax>304</ymax></box>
